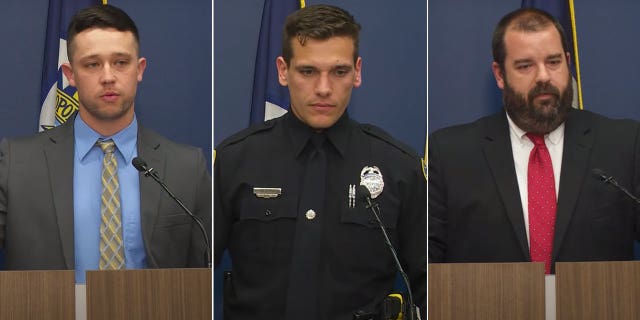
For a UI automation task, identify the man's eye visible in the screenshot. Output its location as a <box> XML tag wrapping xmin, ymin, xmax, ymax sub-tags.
<box><xmin>334</xmin><ymin>69</ymin><xmax>349</xmax><ymax>77</ymax></box>
<box><xmin>300</xmin><ymin>69</ymin><xmax>315</xmax><ymax>76</ymax></box>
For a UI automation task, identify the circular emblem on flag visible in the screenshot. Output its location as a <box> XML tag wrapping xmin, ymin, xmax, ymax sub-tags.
<box><xmin>360</xmin><ymin>166</ymin><xmax>384</xmax><ymax>199</ymax></box>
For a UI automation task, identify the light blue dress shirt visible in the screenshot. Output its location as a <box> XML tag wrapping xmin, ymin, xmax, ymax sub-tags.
<box><xmin>73</xmin><ymin>115</ymin><xmax>146</xmax><ymax>283</ymax></box>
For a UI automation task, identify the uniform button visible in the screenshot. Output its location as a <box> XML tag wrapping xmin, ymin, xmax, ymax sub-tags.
<box><xmin>265</xmin><ymin>209</ymin><xmax>272</xmax><ymax>216</ymax></box>
<box><xmin>305</xmin><ymin>209</ymin><xmax>316</xmax><ymax>220</ymax></box>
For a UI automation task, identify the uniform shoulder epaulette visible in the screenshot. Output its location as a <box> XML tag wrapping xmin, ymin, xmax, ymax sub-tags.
<box><xmin>216</xmin><ymin>118</ymin><xmax>278</xmax><ymax>149</ymax></box>
<box><xmin>360</xmin><ymin>123</ymin><xmax>420</xmax><ymax>160</ymax></box>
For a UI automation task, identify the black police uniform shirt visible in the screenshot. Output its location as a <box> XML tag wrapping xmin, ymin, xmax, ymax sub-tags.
<box><xmin>214</xmin><ymin>112</ymin><xmax>426</xmax><ymax>319</ymax></box>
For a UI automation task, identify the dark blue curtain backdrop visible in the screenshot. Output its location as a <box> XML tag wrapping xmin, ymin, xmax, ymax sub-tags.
<box><xmin>214</xmin><ymin>1</ymin><xmax>426</xmax><ymax>319</ymax></box>
<box><xmin>0</xmin><ymin>0</ymin><xmax>211</xmax><ymax>276</ymax></box>
<box><xmin>429</xmin><ymin>1</ymin><xmax>640</xmax><ymax>259</ymax></box>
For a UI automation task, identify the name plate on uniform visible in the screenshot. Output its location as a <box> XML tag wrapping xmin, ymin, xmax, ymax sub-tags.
<box><xmin>253</xmin><ymin>187</ymin><xmax>282</xmax><ymax>199</ymax></box>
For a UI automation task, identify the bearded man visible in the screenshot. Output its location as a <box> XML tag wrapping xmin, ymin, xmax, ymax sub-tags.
<box><xmin>428</xmin><ymin>7</ymin><xmax>640</xmax><ymax>273</ymax></box>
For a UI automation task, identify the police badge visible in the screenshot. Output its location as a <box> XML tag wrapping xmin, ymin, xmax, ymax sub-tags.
<box><xmin>359</xmin><ymin>166</ymin><xmax>384</xmax><ymax>199</ymax></box>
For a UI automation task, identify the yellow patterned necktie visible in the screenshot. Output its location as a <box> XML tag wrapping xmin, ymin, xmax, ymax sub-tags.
<box><xmin>96</xmin><ymin>139</ymin><xmax>125</xmax><ymax>270</ymax></box>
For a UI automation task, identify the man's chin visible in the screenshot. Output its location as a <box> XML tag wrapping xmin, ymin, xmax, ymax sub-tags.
<box><xmin>84</xmin><ymin>107</ymin><xmax>132</xmax><ymax>122</ymax></box>
<box><xmin>531</xmin><ymin>102</ymin><xmax>560</xmax><ymax>116</ymax></box>
<box><xmin>532</xmin><ymin>95</ymin><xmax>558</xmax><ymax>107</ymax></box>
<box><xmin>305</xmin><ymin>117</ymin><xmax>339</xmax><ymax>130</ymax></box>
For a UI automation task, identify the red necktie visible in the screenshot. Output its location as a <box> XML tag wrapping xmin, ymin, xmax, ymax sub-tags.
<box><xmin>526</xmin><ymin>133</ymin><xmax>557</xmax><ymax>274</ymax></box>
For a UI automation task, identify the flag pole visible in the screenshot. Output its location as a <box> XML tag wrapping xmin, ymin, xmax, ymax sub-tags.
<box><xmin>568</xmin><ymin>0</ymin><xmax>583</xmax><ymax>109</ymax></box>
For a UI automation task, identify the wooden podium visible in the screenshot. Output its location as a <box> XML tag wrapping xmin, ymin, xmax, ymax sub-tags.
<box><xmin>428</xmin><ymin>262</ymin><xmax>545</xmax><ymax>320</ymax></box>
<box><xmin>0</xmin><ymin>270</ymin><xmax>75</xmax><ymax>319</ymax></box>
<box><xmin>0</xmin><ymin>268</ymin><xmax>211</xmax><ymax>319</ymax></box>
<box><xmin>556</xmin><ymin>261</ymin><xmax>640</xmax><ymax>320</ymax></box>
<box><xmin>86</xmin><ymin>268</ymin><xmax>212</xmax><ymax>320</ymax></box>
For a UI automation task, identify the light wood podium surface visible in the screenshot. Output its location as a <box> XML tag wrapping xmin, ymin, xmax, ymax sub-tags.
<box><xmin>86</xmin><ymin>268</ymin><xmax>212</xmax><ymax>320</ymax></box>
<box><xmin>0</xmin><ymin>270</ymin><xmax>75</xmax><ymax>320</ymax></box>
<box><xmin>429</xmin><ymin>262</ymin><xmax>545</xmax><ymax>320</ymax></box>
<box><xmin>556</xmin><ymin>261</ymin><xmax>640</xmax><ymax>320</ymax></box>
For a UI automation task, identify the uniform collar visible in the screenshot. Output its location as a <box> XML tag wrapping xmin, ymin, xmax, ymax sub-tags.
<box><xmin>285</xmin><ymin>111</ymin><xmax>351</xmax><ymax>158</ymax></box>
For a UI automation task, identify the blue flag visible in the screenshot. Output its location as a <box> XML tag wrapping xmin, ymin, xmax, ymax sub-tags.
<box><xmin>521</xmin><ymin>0</ymin><xmax>583</xmax><ymax>109</ymax></box>
<box><xmin>39</xmin><ymin>0</ymin><xmax>103</xmax><ymax>131</ymax></box>
<box><xmin>249</xmin><ymin>0</ymin><xmax>303</xmax><ymax>124</ymax></box>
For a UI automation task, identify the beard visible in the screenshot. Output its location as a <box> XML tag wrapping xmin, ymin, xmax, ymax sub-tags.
<box><xmin>503</xmin><ymin>74</ymin><xmax>573</xmax><ymax>134</ymax></box>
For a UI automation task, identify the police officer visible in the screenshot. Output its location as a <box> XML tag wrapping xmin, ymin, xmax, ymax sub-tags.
<box><xmin>214</xmin><ymin>5</ymin><xmax>426</xmax><ymax>319</ymax></box>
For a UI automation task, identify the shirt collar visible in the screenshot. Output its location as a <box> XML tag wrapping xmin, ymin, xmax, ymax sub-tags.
<box><xmin>506</xmin><ymin>111</ymin><xmax>564</xmax><ymax>146</ymax></box>
<box><xmin>324</xmin><ymin>112</ymin><xmax>349</xmax><ymax>157</ymax></box>
<box><xmin>75</xmin><ymin>114</ymin><xmax>138</xmax><ymax>162</ymax></box>
<box><xmin>286</xmin><ymin>111</ymin><xmax>350</xmax><ymax>158</ymax></box>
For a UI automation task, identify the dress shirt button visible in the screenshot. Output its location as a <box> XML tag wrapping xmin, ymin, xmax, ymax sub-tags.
<box><xmin>305</xmin><ymin>209</ymin><xmax>316</xmax><ymax>220</ymax></box>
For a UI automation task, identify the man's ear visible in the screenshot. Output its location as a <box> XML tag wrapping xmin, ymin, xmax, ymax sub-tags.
<box><xmin>276</xmin><ymin>56</ymin><xmax>289</xmax><ymax>86</ymax></box>
<box><xmin>136</xmin><ymin>57</ymin><xmax>147</xmax><ymax>82</ymax></box>
<box><xmin>353</xmin><ymin>57</ymin><xmax>362</xmax><ymax>88</ymax></box>
<box><xmin>61</xmin><ymin>62</ymin><xmax>76</xmax><ymax>87</ymax></box>
<box><xmin>491</xmin><ymin>61</ymin><xmax>505</xmax><ymax>90</ymax></box>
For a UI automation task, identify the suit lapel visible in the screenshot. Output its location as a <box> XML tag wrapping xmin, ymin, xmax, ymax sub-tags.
<box><xmin>481</xmin><ymin>114</ymin><xmax>531</xmax><ymax>259</ymax></box>
<box><xmin>43</xmin><ymin>122</ymin><xmax>75</xmax><ymax>269</ymax></box>
<box><xmin>553</xmin><ymin>111</ymin><xmax>593</xmax><ymax>259</ymax></box>
<box><xmin>136</xmin><ymin>127</ymin><xmax>164</xmax><ymax>267</ymax></box>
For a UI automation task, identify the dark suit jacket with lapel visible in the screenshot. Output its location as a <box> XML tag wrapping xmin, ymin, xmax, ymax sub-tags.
<box><xmin>0</xmin><ymin>119</ymin><xmax>211</xmax><ymax>269</ymax></box>
<box><xmin>429</xmin><ymin>109</ymin><xmax>640</xmax><ymax>271</ymax></box>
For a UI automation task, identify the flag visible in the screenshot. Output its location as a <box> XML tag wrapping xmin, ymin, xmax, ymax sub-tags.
<box><xmin>423</xmin><ymin>139</ymin><xmax>427</xmax><ymax>181</ymax></box>
<box><xmin>521</xmin><ymin>0</ymin><xmax>583</xmax><ymax>109</ymax></box>
<box><xmin>249</xmin><ymin>0</ymin><xmax>304</xmax><ymax>124</ymax></box>
<box><xmin>39</xmin><ymin>0</ymin><xmax>105</xmax><ymax>131</ymax></box>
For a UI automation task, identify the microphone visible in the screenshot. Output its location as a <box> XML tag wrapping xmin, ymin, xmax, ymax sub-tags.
<box><xmin>132</xmin><ymin>157</ymin><xmax>212</xmax><ymax>268</ymax></box>
<box><xmin>356</xmin><ymin>185</ymin><xmax>419</xmax><ymax>320</ymax></box>
<box><xmin>132</xmin><ymin>157</ymin><xmax>156</xmax><ymax>178</ymax></box>
<box><xmin>592</xmin><ymin>168</ymin><xmax>640</xmax><ymax>205</ymax></box>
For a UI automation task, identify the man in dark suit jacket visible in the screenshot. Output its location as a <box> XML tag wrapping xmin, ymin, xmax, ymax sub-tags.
<box><xmin>0</xmin><ymin>4</ymin><xmax>210</xmax><ymax>275</ymax></box>
<box><xmin>429</xmin><ymin>8</ymin><xmax>640</xmax><ymax>273</ymax></box>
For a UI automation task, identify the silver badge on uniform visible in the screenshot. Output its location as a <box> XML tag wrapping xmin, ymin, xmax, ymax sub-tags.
<box><xmin>359</xmin><ymin>166</ymin><xmax>384</xmax><ymax>199</ymax></box>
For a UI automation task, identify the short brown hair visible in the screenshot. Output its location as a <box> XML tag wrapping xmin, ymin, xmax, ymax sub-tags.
<box><xmin>67</xmin><ymin>4</ymin><xmax>140</xmax><ymax>61</ymax></box>
<box><xmin>281</xmin><ymin>5</ymin><xmax>361</xmax><ymax>65</ymax></box>
<box><xmin>492</xmin><ymin>8</ymin><xmax>569</xmax><ymax>69</ymax></box>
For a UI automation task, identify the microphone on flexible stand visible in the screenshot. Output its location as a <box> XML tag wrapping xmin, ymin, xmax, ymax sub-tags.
<box><xmin>356</xmin><ymin>185</ymin><xmax>420</xmax><ymax>320</ymax></box>
<box><xmin>592</xmin><ymin>168</ymin><xmax>640</xmax><ymax>205</ymax></box>
<box><xmin>132</xmin><ymin>157</ymin><xmax>212</xmax><ymax>268</ymax></box>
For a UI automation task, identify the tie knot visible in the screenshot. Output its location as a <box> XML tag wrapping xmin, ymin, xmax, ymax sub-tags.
<box><xmin>96</xmin><ymin>139</ymin><xmax>116</xmax><ymax>154</ymax></box>
<box><xmin>526</xmin><ymin>133</ymin><xmax>546</xmax><ymax>146</ymax></box>
<box><xmin>310</xmin><ymin>133</ymin><xmax>326</xmax><ymax>149</ymax></box>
